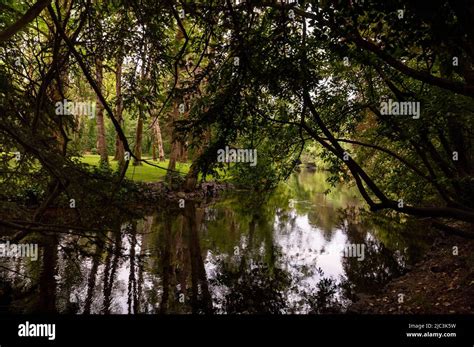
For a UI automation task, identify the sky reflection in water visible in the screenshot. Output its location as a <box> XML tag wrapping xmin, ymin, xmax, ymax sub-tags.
<box><xmin>0</xmin><ymin>171</ymin><xmax>431</xmax><ymax>314</ymax></box>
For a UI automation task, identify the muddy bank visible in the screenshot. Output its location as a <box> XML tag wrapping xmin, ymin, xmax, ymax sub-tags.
<box><xmin>348</xmin><ymin>235</ymin><xmax>474</xmax><ymax>314</ymax></box>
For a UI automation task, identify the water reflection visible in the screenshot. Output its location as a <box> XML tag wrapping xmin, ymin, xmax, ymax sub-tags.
<box><xmin>0</xmin><ymin>171</ymin><xmax>433</xmax><ymax>314</ymax></box>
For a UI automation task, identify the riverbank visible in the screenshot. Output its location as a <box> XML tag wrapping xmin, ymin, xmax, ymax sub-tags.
<box><xmin>348</xmin><ymin>234</ymin><xmax>474</xmax><ymax>314</ymax></box>
<box><xmin>138</xmin><ymin>181</ymin><xmax>234</xmax><ymax>203</ymax></box>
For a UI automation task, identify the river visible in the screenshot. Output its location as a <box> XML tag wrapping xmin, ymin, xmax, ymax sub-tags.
<box><xmin>0</xmin><ymin>170</ymin><xmax>433</xmax><ymax>314</ymax></box>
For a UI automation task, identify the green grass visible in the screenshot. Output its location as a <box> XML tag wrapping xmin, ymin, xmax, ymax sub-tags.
<box><xmin>81</xmin><ymin>154</ymin><xmax>191</xmax><ymax>182</ymax></box>
<box><xmin>4</xmin><ymin>152</ymin><xmax>227</xmax><ymax>183</ymax></box>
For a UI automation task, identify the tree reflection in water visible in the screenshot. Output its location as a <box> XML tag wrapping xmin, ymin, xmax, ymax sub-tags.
<box><xmin>0</xmin><ymin>172</ymin><xmax>433</xmax><ymax>314</ymax></box>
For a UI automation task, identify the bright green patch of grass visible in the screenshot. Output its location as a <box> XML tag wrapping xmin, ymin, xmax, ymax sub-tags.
<box><xmin>81</xmin><ymin>154</ymin><xmax>191</xmax><ymax>182</ymax></box>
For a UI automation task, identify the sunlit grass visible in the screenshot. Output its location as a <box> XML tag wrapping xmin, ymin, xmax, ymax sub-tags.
<box><xmin>81</xmin><ymin>154</ymin><xmax>191</xmax><ymax>182</ymax></box>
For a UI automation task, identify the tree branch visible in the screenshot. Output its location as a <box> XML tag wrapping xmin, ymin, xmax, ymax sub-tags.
<box><xmin>0</xmin><ymin>0</ymin><xmax>51</xmax><ymax>42</ymax></box>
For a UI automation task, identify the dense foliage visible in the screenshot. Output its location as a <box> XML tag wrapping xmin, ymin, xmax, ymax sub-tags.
<box><xmin>0</xmin><ymin>0</ymin><xmax>473</xmax><ymax>236</ymax></box>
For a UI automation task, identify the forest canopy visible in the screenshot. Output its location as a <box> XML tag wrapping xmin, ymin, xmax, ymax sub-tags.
<box><xmin>0</xmin><ymin>0</ymin><xmax>473</xmax><ymax>238</ymax></box>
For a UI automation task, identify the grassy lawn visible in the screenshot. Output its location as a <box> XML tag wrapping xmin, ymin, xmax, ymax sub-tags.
<box><xmin>3</xmin><ymin>152</ymin><xmax>226</xmax><ymax>183</ymax></box>
<box><xmin>81</xmin><ymin>154</ymin><xmax>191</xmax><ymax>182</ymax></box>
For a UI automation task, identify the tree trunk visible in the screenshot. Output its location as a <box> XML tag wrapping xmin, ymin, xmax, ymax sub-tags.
<box><xmin>184</xmin><ymin>128</ymin><xmax>210</xmax><ymax>191</ymax></box>
<box><xmin>114</xmin><ymin>56</ymin><xmax>125</xmax><ymax>164</ymax></box>
<box><xmin>151</xmin><ymin>116</ymin><xmax>165</xmax><ymax>161</ymax></box>
<box><xmin>133</xmin><ymin>114</ymin><xmax>143</xmax><ymax>166</ymax></box>
<box><xmin>133</xmin><ymin>47</ymin><xmax>149</xmax><ymax>167</ymax></box>
<box><xmin>166</xmin><ymin>21</ymin><xmax>188</xmax><ymax>185</ymax></box>
<box><xmin>167</xmin><ymin>101</ymin><xmax>181</xmax><ymax>184</ymax></box>
<box><xmin>95</xmin><ymin>57</ymin><xmax>108</xmax><ymax>167</ymax></box>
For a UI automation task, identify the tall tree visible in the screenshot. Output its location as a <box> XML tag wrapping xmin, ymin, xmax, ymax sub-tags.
<box><xmin>114</xmin><ymin>55</ymin><xmax>125</xmax><ymax>164</ymax></box>
<box><xmin>151</xmin><ymin>115</ymin><xmax>165</xmax><ymax>161</ymax></box>
<box><xmin>95</xmin><ymin>56</ymin><xmax>109</xmax><ymax>167</ymax></box>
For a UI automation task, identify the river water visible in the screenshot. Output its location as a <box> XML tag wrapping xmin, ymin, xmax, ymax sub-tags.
<box><xmin>0</xmin><ymin>171</ymin><xmax>432</xmax><ymax>314</ymax></box>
